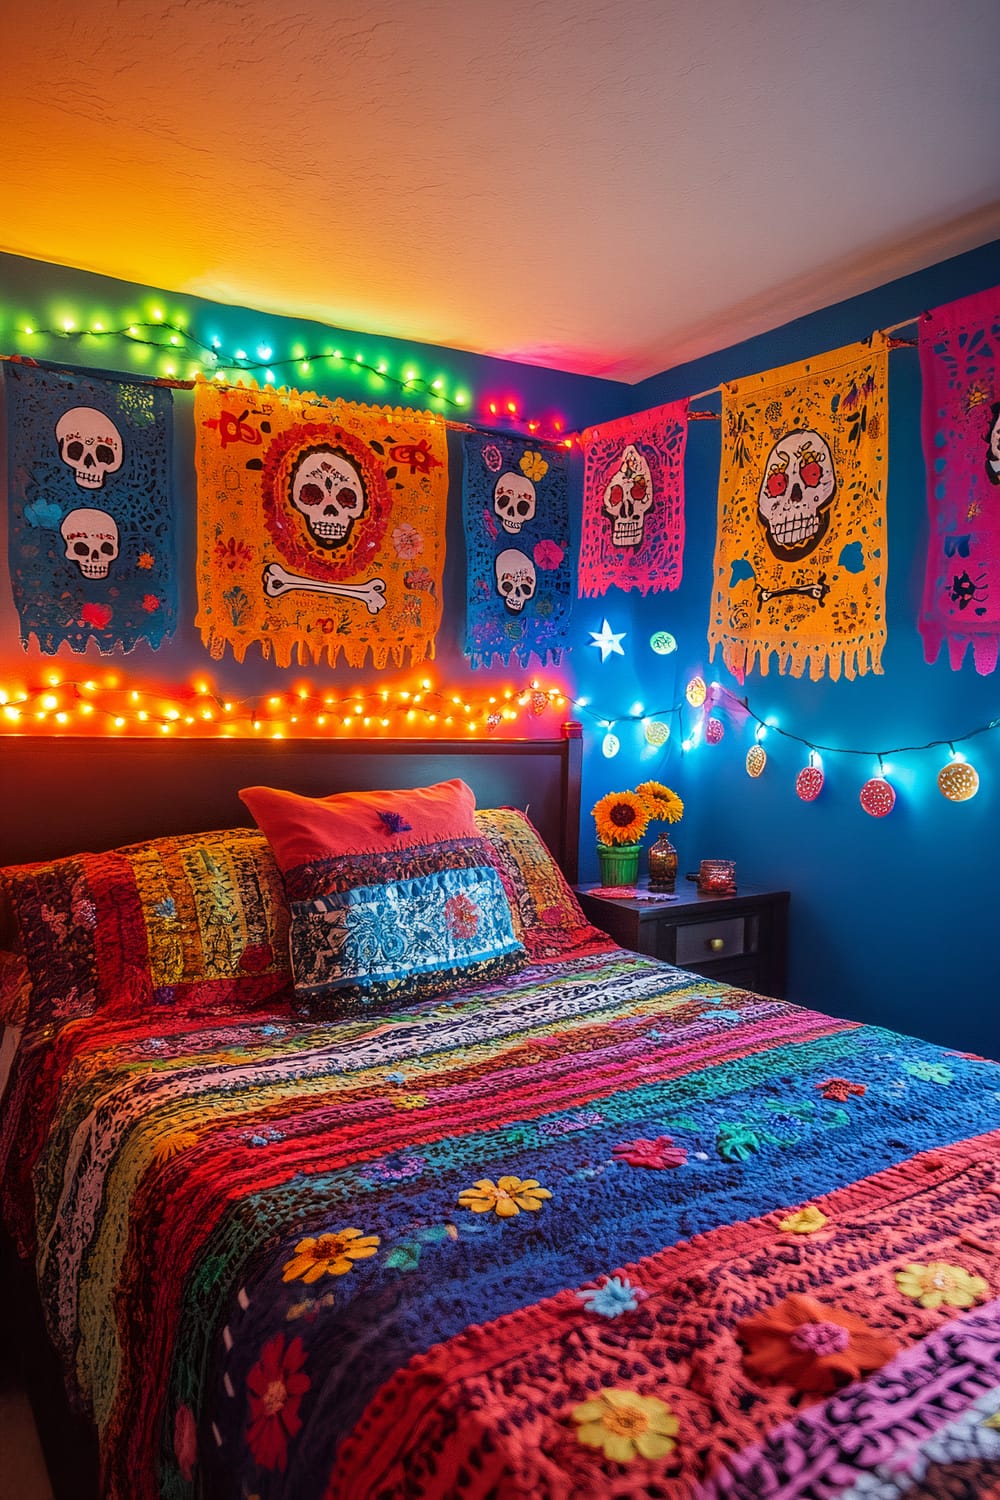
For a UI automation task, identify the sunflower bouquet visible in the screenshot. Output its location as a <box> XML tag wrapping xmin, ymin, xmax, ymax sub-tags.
<box><xmin>592</xmin><ymin>781</ymin><xmax>684</xmax><ymax>847</ymax></box>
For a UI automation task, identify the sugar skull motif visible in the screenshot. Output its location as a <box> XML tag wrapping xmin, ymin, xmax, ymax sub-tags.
<box><xmin>493</xmin><ymin>471</ymin><xmax>536</xmax><ymax>534</ymax></box>
<box><xmin>757</xmin><ymin>428</ymin><xmax>837</xmax><ymax>559</ymax></box>
<box><xmin>60</xmin><ymin>508</ymin><xmax>120</xmax><ymax>578</ymax></box>
<box><xmin>495</xmin><ymin>548</ymin><xmax>536</xmax><ymax>613</ymax></box>
<box><xmin>289</xmin><ymin>446</ymin><xmax>368</xmax><ymax>548</ymax></box>
<box><xmin>601</xmin><ymin>444</ymin><xmax>654</xmax><ymax>550</ymax></box>
<box><xmin>55</xmin><ymin>408</ymin><xmax>124</xmax><ymax>489</ymax></box>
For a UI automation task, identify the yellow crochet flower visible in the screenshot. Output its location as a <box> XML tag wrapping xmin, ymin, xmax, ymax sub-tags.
<box><xmin>636</xmin><ymin>781</ymin><xmax>684</xmax><ymax>824</ymax></box>
<box><xmin>458</xmin><ymin>1176</ymin><xmax>552</xmax><ymax>1217</ymax></box>
<box><xmin>592</xmin><ymin>790</ymin><xmax>652</xmax><ymax>847</ymax></box>
<box><xmin>282</xmin><ymin>1228</ymin><xmax>380</xmax><ymax>1283</ymax></box>
<box><xmin>519</xmin><ymin>450</ymin><xmax>549</xmax><ymax>482</ymax></box>
<box><xmin>894</xmin><ymin>1261</ymin><xmax>988</xmax><ymax>1310</ymax></box>
<box><xmin>779</xmin><ymin>1206</ymin><xmax>829</xmax><ymax>1235</ymax></box>
<box><xmin>572</xmin><ymin>1388</ymin><xmax>679</xmax><ymax>1464</ymax></box>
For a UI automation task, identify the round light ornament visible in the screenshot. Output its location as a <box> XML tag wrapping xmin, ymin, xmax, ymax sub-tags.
<box><xmin>746</xmin><ymin>744</ymin><xmax>767</xmax><ymax>778</ymax></box>
<box><xmin>937</xmin><ymin>760</ymin><xmax>979</xmax><ymax>802</ymax></box>
<box><xmin>686</xmin><ymin>676</ymin><xmax>707</xmax><ymax>707</ymax></box>
<box><xmin>644</xmin><ymin>719</ymin><xmax>671</xmax><ymax>748</ymax></box>
<box><xmin>860</xmin><ymin>777</ymin><xmax>895</xmax><ymax>817</ymax></box>
<box><xmin>649</xmin><ymin>631</ymin><xmax>677</xmax><ymax>656</ymax></box>
<box><xmin>602</xmin><ymin>731</ymin><xmax>621</xmax><ymax>759</ymax></box>
<box><xmin>705</xmin><ymin>716</ymin><xmax>725</xmax><ymax>744</ymax></box>
<box><xmin>796</xmin><ymin>765</ymin><xmax>825</xmax><ymax>802</ymax></box>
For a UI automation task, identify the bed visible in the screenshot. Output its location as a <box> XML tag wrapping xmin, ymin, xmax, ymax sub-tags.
<box><xmin>1</xmin><ymin>730</ymin><xmax>999</xmax><ymax>1500</ymax></box>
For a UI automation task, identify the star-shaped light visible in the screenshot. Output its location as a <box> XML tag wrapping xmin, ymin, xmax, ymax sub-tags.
<box><xmin>590</xmin><ymin>619</ymin><xmax>626</xmax><ymax>662</ymax></box>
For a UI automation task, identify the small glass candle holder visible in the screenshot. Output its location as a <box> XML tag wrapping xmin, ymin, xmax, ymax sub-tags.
<box><xmin>695</xmin><ymin>859</ymin><xmax>736</xmax><ymax>894</ymax></box>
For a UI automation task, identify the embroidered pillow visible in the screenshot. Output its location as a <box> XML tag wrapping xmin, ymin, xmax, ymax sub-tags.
<box><xmin>474</xmin><ymin>807</ymin><xmax>607</xmax><ymax>960</ymax></box>
<box><xmin>239</xmin><ymin>780</ymin><xmax>525</xmax><ymax>1020</ymax></box>
<box><xmin>0</xmin><ymin>827</ymin><xmax>292</xmax><ymax>1028</ymax></box>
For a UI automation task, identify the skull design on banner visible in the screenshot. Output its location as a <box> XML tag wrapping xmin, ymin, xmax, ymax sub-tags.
<box><xmin>60</xmin><ymin>508</ymin><xmax>120</xmax><ymax>578</ymax></box>
<box><xmin>757</xmin><ymin>428</ymin><xmax>837</xmax><ymax>559</ymax></box>
<box><xmin>495</xmin><ymin>548</ymin><xmax>537</xmax><ymax>612</ymax></box>
<box><xmin>602</xmin><ymin>444</ymin><xmax>654</xmax><ymax>549</ymax></box>
<box><xmin>55</xmin><ymin>408</ymin><xmax>124</xmax><ymax>489</ymax></box>
<box><xmin>290</xmin><ymin>446</ymin><xmax>368</xmax><ymax>548</ymax></box>
<box><xmin>493</xmin><ymin>471</ymin><xmax>537</xmax><ymax>534</ymax></box>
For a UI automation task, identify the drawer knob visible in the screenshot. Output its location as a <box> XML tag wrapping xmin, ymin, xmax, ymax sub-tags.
<box><xmin>707</xmin><ymin>937</ymin><xmax>726</xmax><ymax>952</ymax></box>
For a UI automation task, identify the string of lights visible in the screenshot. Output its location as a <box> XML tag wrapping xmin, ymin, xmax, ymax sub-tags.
<box><xmin>0</xmin><ymin>674</ymin><xmax>574</xmax><ymax>738</ymax></box>
<box><xmin>2</xmin><ymin>307</ymin><xmax>577</xmax><ymax>445</ymax></box>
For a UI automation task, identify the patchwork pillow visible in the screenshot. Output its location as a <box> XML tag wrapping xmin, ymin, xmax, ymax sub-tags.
<box><xmin>474</xmin><ymin>807</ymin><xmax>607</xmax><ymax>959</ymax></box>
<box><xmin>0</xmin><ymin>827</ymin><xmax>292</xmax><ymax>1028</ymax></box>
<box><xmin>240</xmin><ymin>779</ymin><xmax>525</xmax><ymax>1020</ymax></box>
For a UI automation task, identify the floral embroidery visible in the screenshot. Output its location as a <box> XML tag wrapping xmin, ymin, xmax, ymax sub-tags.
<box><xmin>779</xmin><ymin>1205</ymin><xmax>829</xmax><ymax>1234</ymax></box>
<box><xmin>137</xmin><ymin>550</ymin><xmax>155</xmax><ymax>569</ymax></box>
<box><xmin>519</xmin><ymin>449</ymin><xmax>549</xmax><ymax>482</ymax></box>
<box><xmin>391</xmin><ymin>522</ymin><xmax>424</xmax><ymax>558</ymax></box>
<box><xmin>716</xmin><ymin>1123</ymin><xmax>761</xmax><ymax>1161</ymax></box>
<box><xmin>81</xmin><ymin>602</ymin><xmax>112</xmax><ymax>629</ymax></box>
<box><xmin>215</xmin><ymin>535</ymin><xmax>254</xmax><ymax>571</ymax></box>
<box><xmin>281</xmin><ymin>1228</ymin><xmax>380</xmax><ymax>1283</ymax></box>
<box><xmin>141</xmin><ymin>594</ymin><xmax>161</xmax><ymax>612</ymax></box>
<box><xmin>903</xmin><ymin>1059</ymin><xmax>954</xmax><ymax>1085</ymax></box>
<box><xmin>482</xmin><ymin>442</ymin><xmax>503</xmax><ymax>472</ymax></box>
<box><xmin>377</xmin><ymin>810</ymin><xmax>412</xmax><ymax>835</ymax></box>
<box><xmin>458</xmin><ymin>1176</ymin><xmax>552</xmax><ymax>1217</ymax></box>
<box><xmin>445</xmin><ymin>892</ymin><xmax>480</xmax><ymax>940</ymax></box>
<box><xmin>572</xmin><ymin>1388</ymin><xmax>679</xmax><ymax>1463</ymax></box>
<box><xmin>575</xmin><ymin>1276</ymin><xmax>646</xmax><ymax>1317</ymax></box>
<box><xmin>613</xmin><ymin>1137</ymin><xmax>688</xmax><ymax>1170</ymax></box>
<box><xmin>533</xmin><ymin>539</ymin><xmax>565</xmax><ymax>570</ymax></box>
<box><xmin>245</xmin><ymin>1333</ymin><xmax>310</xmax><ymax>1471</ymax></box>
<box><xmin>816</xmin><ymin>1078</ymin><xmax>866</xmax><ymax>1102</ymax></box>
<box><xmin>894</xmin><ymin>1261</ymin><xmax>989</xmax><ymax>1310</ymax></box>
<box><xmin>737</xmin><ymin>1293</ymin><xmax>899</xmax><ymax>1394</ymax></box>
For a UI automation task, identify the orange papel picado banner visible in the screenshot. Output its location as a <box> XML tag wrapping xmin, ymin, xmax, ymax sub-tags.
<box><xmin>195</xmin><ymin>382</ymin><xmax>448</xmax><ymax>669</ymax></box>
<box><xmin>708</xmin><ymin>335</ymin><xmax>889</xmax><ymax>682</ymax></box>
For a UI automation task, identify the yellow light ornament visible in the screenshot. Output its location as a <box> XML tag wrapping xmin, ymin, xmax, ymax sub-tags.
<box><xmin>686</xmin><ymin>676</ymin><xmax>707</xmax><ymax>707</ymax></box>
<box><xmin>746</xmin><ymin>744</ymin><xmax>767</xmax><ymax>778</ymax></box>
<box><xmin>937</xmin><ymin>760</ymin><xmax>979</xmax><ymax>801</ymax></box>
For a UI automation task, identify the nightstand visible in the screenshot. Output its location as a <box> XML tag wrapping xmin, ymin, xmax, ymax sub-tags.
<box><xmin>574</xmin><ymin>883</ymin><xmax>790</xmax><ymax>998</ymax></box>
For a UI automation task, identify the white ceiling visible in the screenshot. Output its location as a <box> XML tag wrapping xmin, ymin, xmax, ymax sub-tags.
<box><xmin>5</xmin><ymin>0</ymin><xmax>1000</xmax><ymax>382</ymax></box>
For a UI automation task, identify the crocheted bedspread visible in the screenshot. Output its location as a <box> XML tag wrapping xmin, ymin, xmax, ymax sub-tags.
<box><xmin>2</xmin><ymin>949</ymin><xmax>999</xmax><ymax>1498</ymax></box>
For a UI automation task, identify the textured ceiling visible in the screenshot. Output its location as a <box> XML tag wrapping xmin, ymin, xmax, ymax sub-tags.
<box><xmin>5</xmin><ymin>0</ymin><xmax>1000</xmax><ymax>381</ymax></box>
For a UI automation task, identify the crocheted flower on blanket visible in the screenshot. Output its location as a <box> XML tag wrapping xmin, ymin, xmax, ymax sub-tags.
<box><xmin>902</xmin><ymin>1059</ymin><xmax>954</xmax><ymax>1085</ymax></box>
<box><xmin>816</xmin><ymin>1077</ymin><xmax>866</xmax><ymax>1102</ymax></box>
<box><xmin>894</xmin><ymin>1261</ymin><xmax>989</xmax><ymax>1310</ymax></box>
<box><xmin>458</xmin><ymin>1176</ymin><xmax>552</xmax><ymax>1217</ymax></box>
<box><xmin>572</xmin><ymin>1388</ymin><xmax>679</xmax><ymax>1463</ymax></box>
<box><xmin>281</xmin><ymin>1228</ymin><xmax>380</xmax><ymax>1283</ymax></box>
<box><xmin>575</xmin><ymin>1276</ymin><xmax>647</xmax><ymax>1318</ymax></box>
<box><xmin>779</xmin><ymin>1205</ymin><xmax>829</xmax><ymax>1235</ymax></box>
<box><xmin>245</xmin><ymin>1333</ymin><xmax>310</xmax><ymax>1471</ymax></box>
<box><xmin>612</xmin><ymin>1137</ymin><xmax>688</xmax><ymax>1169</ymax></box>
<box><xmin>737</xmin><ymin>1292</ymin><xmax>899</xmax><ymax>1395</ymax></box>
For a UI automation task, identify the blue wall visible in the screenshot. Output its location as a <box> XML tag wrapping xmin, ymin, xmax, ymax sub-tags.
<box><xmin>3</xmin><ymin>243</ymin><xmax>999</xmax><ymax>1056</ymax></box>
<box><xmin>578</xmin><ymin>240</ymin><xmax>999</xmax><ymax>1057</ymax></box>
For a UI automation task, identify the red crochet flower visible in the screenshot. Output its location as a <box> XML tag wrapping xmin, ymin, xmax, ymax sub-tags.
<box><xmin>246</xmin><ymin>1333</ymin><xmax>310</xmax><ymax>1472</ymax></box>
<box><xmin>80</xmin><ymin>602</ymin><xmax>112</xmax><ymax>629</ymax></box>
<box><xmin>613</xmin><ymin>1136</ymin><xmax>688</xmax><ymax>1170</ymax></box>
<box><xmin>738</xmin><ymin>1293</ymin><xmax>899</xmax><ymax>1395</ymax></box>
<box><xmin>816</xmin><ymin>1077</ymin><xmax>866</xmax><ymax>1102</ymax></box>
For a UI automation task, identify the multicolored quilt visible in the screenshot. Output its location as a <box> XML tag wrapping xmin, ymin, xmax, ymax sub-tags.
<box><xmin>2</xmin><ymin>951</ymin><xmax>999</xmax><ymax>1498</ymax></box>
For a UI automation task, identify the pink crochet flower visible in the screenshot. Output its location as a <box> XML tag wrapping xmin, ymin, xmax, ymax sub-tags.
<box><xmin>613</xmin><ymin>1136</ymin><xmax>688</xmax><ymax>1170</ymax></box>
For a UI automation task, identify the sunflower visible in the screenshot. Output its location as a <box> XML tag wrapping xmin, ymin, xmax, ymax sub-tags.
<box><xmin>636</xmin><ymin>781</ymin><xmax>684</xmax><ymax>824</ymax></box>
<box><xmin>592</xmin><ymin>790</ymin><xmax>652</xmax><ymax>847</ymax></box>
<box><xmin>458</xmin><ymin>1176</ymin><xmax>552</xmax><ymax>1217</ymax></box>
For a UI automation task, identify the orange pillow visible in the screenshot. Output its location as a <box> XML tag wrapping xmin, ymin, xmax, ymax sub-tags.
<box><xmin>238</xmin><ymin>778</ymin><xmax>478</xmax><ymax>871</ymax></box>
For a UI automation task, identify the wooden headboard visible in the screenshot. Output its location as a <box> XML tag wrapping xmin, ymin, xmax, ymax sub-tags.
<box><xmin>0</xmin><ymin>724</ymin><xmax>582</xmax><ymax>879</ymax></box>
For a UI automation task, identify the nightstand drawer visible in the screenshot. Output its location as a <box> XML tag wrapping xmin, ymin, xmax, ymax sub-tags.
<box><xmin>675</xmin><ymin>916</ymin><xmax>747</xmax><ymax>966</ymax></box>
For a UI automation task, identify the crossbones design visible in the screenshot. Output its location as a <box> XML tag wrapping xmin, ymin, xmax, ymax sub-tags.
<box><xmin>262</xmin><ymin>563</ymin><xmax>387</xmax><ymax>615</ymax></box>
<box><xmin>756</xmin><ymin>573</ymin><xmax>830</xmax><ymax>611</ymax></box>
